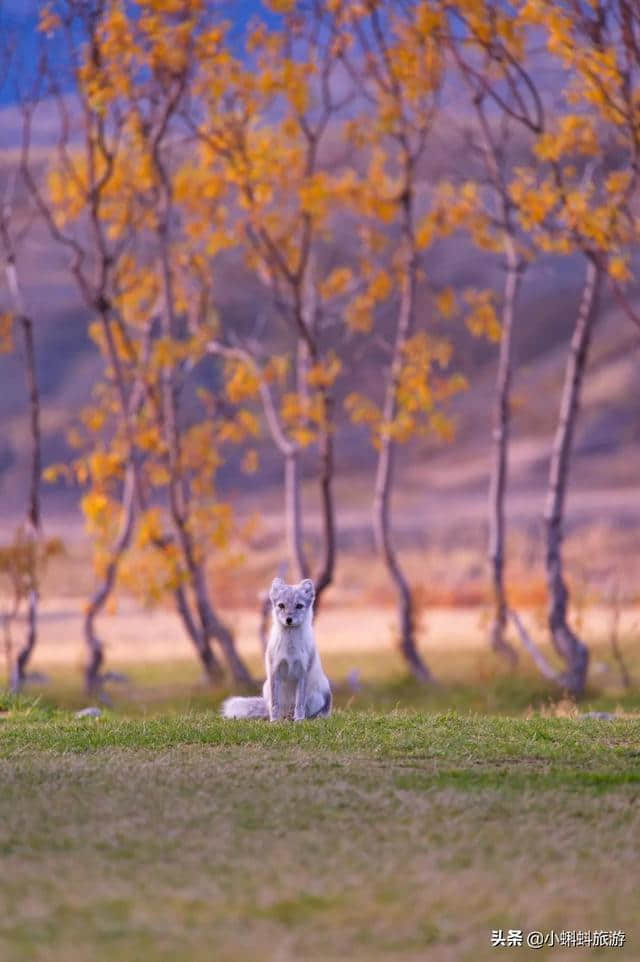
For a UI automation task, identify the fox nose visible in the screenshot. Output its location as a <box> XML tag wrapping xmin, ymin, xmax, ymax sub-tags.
<box><xmin>286</xmin><ymin>616</ymin><xmax>292</xmax><ymax>625</ymax></box>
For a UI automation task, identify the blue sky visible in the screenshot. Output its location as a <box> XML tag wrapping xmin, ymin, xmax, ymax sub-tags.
<box><xmin>0</xmin><ymin>1</ymin><xmax>278</xmax><ymax>106</ymax></box>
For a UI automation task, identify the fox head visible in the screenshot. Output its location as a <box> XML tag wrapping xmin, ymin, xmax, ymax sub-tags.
<box><xmin>269</xmin><ymin>577</ymin><xmax>315</xmax><ymax>629</ymax></box>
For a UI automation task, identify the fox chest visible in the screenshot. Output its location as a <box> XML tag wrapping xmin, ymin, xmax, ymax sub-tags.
<box><xmin>273</xmin><ymin>651</ymin><xmax>307</xmax><ymax>682</ymax></box>
<box><xmin>268</xmin><ymin>635</ymin><xmax>312</xmax><ymax>680</ymax></box>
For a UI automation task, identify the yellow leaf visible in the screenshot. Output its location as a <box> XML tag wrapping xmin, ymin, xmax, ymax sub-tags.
<box><xmin>307</xmin><ymin>353</ymin><xmax>342</xmax><ymax>389</ymax></box>
<box><xmin>436</xmin><ymin>288</ymin><xmax>456</xmax><ymax>319</ymax></box>
<box><xmin>608</xmin><ymin>255</ymin><xmax>631</xmax><ymax>283</ymax></box>
<box><xmin>368</xmin><ymin>270</ymin><xmax>392</xmax><ymax>302</ymax></box>
<box><xmin>464</xmin><ymin>290</ymin><xmax>501</xmax><ymax>342</ymax></box>
<box><xmin>321</xmin><ymin>267</ymin><xmax>353</xmax><ymax>300</ymax></box>
<box><xmin>225</xmin><ymin>361</ymin><xmax>260</xmax><ymax>403</ymax></box>
<box><xmin>42</xmin><ymin>464</ymin><xmax>69</xmax><ymax>484</ymax></box>
<box><xmin>345</xmin><ymin>294</ymin><xmax>374</xmax><ymax>333</ymax></box>
<box><xmin>242</xmin><ymin>449</ymin><xmax>259</xmax><ymax>474</ymax></box>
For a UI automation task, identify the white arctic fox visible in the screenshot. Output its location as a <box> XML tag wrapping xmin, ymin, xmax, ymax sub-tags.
<box><xmin>221</xmin><ymin>577</ymin><xmax>332</xmax><ymax>721</ymax></box>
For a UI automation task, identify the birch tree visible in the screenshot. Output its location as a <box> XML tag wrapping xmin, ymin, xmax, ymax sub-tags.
<box><xmin>0</xmin><ymin>168</ymin><xmax>46</xmax><ymax>691</ymax></box>
<box><xmin>189</xmin><ymin>2</ymin><xmax>357</xmax><ymax>605</ymax></box>
<box><xmin>338</xmin><ymin>1</ymin><xmax>466</xmax><ymax>679</ymax></box>
<box><xmin>32</xmin><ymin>0</ymin><xmax>254</xmax><ymax>690</ymax></box>
<box><xmin>467</xmin><ymin>0</ymin><xmax>640</xmax><ymax>694</ymax></box>
<box><xmin>446</xmin><ymin>10</ymin><xmax>538</xmax><ymax>665</ymax></box>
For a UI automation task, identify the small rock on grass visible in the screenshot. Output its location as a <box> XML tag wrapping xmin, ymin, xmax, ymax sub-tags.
<box><xmin>75</xmin><ymin>707</ymin><xmax>102</xmax><ymax>719</ymax></box>
<box><xmin>579</xmin><ymin>711</ymin><xmax>617</xmax><ymax>720</ymax></box>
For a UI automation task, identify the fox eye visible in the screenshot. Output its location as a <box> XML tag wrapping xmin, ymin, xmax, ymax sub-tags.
<box><xmin>295</xmin><ymin>603</ymin><xmax>303</xmax><ymax>609</ymax></box>
<box><xmin>278</xmin><ymin>603</ymin><xmax>285</xmax><ymax>609</ymax></box>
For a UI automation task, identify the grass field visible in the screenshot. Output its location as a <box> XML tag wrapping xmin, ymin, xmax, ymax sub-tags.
<box><xmin>3</xmin><ymin>584</ymin><xmax>640</xmax><ymax>962</ymax></box>
<box><xmin>1</xmin><ymin>701</ymin><xmax>639</xmax><ymax>962</ymax></box>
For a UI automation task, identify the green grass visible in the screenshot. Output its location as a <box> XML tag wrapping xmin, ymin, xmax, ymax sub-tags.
<box><xmin>11</xmin><ymin>639</ymin><xmax>640</xmax><ymax>718</ymax></box>
<box><xmin>1</xmin><ymin>701</ymin><xmax>639</xmax><ymax>961</ymax></box>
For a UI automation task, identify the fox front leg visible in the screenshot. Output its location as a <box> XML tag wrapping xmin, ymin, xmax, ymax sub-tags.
<box><xmin>269</xmin><ymin>660</ymin><xmax>288</xmax><ymax>722</ymax></box>
<box><xmin>292</xmin><ymin>659</ymin><xmax>307</xmax><ymax>722</ymax></box>
<box><xmin>269</xmin><ymin>675</ymin><xmax>282</xmax><ymax>722</ymax></box>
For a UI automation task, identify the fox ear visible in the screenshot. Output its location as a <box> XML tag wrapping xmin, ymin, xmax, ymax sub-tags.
<box><xmin>299</xmin><ymin>578</ymin><xmax>315</xmax><ymax>602</ymax></box>
<box><xmin>269</xmin><ymin>577</ymin><xmax>285</xmax><ymax>602</ymax></box>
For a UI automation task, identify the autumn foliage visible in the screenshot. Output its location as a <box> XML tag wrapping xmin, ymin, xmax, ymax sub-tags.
<box><xmin>1</xmin><ymin>0</ymin><xmax>638</xmax><ymax>695</ymax></box>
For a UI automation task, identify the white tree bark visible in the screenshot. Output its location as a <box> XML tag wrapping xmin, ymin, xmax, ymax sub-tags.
<box><xmin>373</xmin><ymin>230</ymin><xmax>433</xmax><ymax>682</ymax></box>
<box><xmin>1</xmin><ymin>186</ymin><xmax>43</xmax><ymax>694</ymax></box>
<box><xmin>544</xmin><ymin>256</ymin><xmax>601</xmax><ymax>696</ymax></box>
<box><xmin>488</xmin><ymin>238</ymin><xmax>522</xmax><ymax>665</ymax></box>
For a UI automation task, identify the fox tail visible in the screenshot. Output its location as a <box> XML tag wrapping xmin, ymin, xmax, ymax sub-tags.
<box><xmin>220</xmin><ymin>696</ymin><xmax>269</xmax><ymax>720</ymax></box>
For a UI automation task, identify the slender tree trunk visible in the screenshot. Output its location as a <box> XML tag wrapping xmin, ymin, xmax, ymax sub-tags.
<box><xmin>80</xmin><ymin>328</ymin><xmax>153</xmax><ymax>695</ymax></box>
<box><xmin>164</xmin><ymin>416</ymin><xmax>253</xmax><ymax>684</ymax></box>
<box><xmin>173</xmin><ymin>582</ymin><xmax>224</xmax><ymax>682</ymax></box>
<box><xmin>544</xmin><ymin>256</ymin><xmax>601</xmax><ymax>696</ymax></box>
<box><xmin>84</xmin><ymin>465</ymin><xmax>136</xmax><ymax>695</ymax></box>
<box><xmin>161</xmin><ymin>363</ymin><xmax>254</xmax><ymax>685</ymax></box>
<box><xmin>465</xmin><ymin>87</ymin><xmax>521</xmax><ymax>665</ymax></box>
<box><xmin>9</xmin><ymin>316</ymin><xmax>42</xmax><ymax>691</ymax></box>
<box><xmin>314</xmin><ymin>390</ymin><xmax>336</xmax><ymax>609</ymax></box>
<box><xmin>373</xmin><ymin>238</ymin><xmax>433</xmax><ymax>682</ymax></box>
<box><xmin>284</xmin><ymin>448</ymin><xmax>310</xmax><ymax>582</ymax></box>
<box><xmin>296</xmin><ymin>333</ymin><xmax>311</xmax><ymax>425</ymax></box>
<box><xmin>2</xmin><ymin>199</ymin><xmax>43</xmax><ymax>692</ymax></box>
<box><xmin>488</xmin><ymin>241</ymin><xmax>522</xmax><ymax>665</ymax></box>
<box><xmin>374</xmin><ymin>437</ymin><xmax>431</xmax><ymax>681</ymax></box>
<box><xmin>154</xmin><ymin>159</ymin><xmax>252</xmax><ymax>688</ymax></box>
<box><xmin>10</xmin><ymin>614</ymin><xmax>36</xmax><ymax>694</ymax></box>
<box><xmin>10</xmin><ymin>316</ymin><xmax>42</xmax><ymax>693</ymax></box>
<box><xmin>3</xmin><ymin>608</ymin><xmax>15</xmax><ymax>690</ymax></box>
<box><xmin>21</xmin><ymin>316</ymin><xmax>41</xmax><ymax>538</ymax></box>
<box><xmin>296</xmin><ymin>265</ymin><xmax>336</xmax><ymax>607</ymax></box>
<box><xmin>11</xmin><ymin>611</ymin><xmax>36</xmax><ymax>694</ymax></box>
<box><xmin>192</xmin><ymin>560</ymin><xmax>254</xmax><ymax>685</ymax></box>
<box><xmin>162</xmin><ymin>423</ymin><xmax>252</xmax><ymax>683</ymax></box>
<box><xmin>293</xmin><ymin>319</ymin><xmax>337</xmax><ymax>605</ymax></box>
